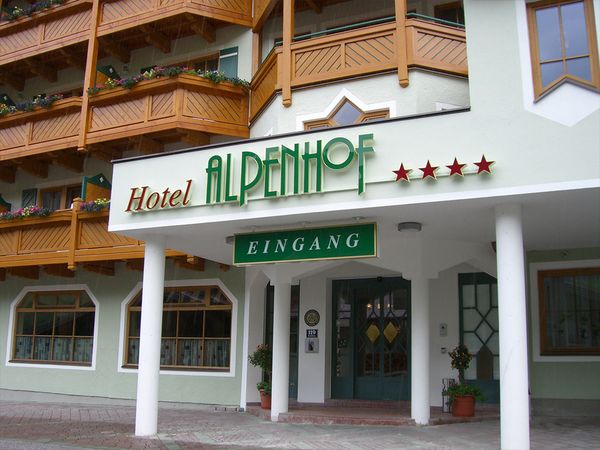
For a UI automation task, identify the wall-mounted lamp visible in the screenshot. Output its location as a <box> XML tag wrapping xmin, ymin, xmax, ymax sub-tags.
<box><xmin>225</xmin><ymin>236</ymin><xmax>235</xmax><ymax>245</ymax></box>
<box><xmin>397</xmin><ymin>222</ymin><xmax>422</xmax><ymax>232</ymax></box>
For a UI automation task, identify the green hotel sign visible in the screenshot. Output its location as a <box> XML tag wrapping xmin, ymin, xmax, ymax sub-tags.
<box><xmin>233</xmin><ymin>223</ymin><xmax>377</xmax><ymax>265</ymax></box>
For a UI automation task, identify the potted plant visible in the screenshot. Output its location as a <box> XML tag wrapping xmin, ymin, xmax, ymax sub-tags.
<box><xmin>447</xmin><ymin>344</ymin><xmax>484</xmax><ymax>417</ymax></box>
<box><xmin>248</xmin><ymin>344</ymin><xmax>272</xmax><ymax>409</ymax></box>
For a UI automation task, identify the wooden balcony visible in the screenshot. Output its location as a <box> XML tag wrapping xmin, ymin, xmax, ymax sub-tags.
<box><xmin>250</xmin><ymin>18</ymin><xmax>468</xmax><ymax>120</ymax></box>
<box><xmin>0</xmin><ymin>97</ymin><xmax>82</xmax><ymax>162</ymax></box>
<box><xmin>0</xmin><ymin>206</ymin><xmax>188</xmax><ymax>275</ymax></box>
<box><xmin>0</xmin><ymin>0</ymin><xmax>92</xmax><ymax>90</ymax></box>
<box><xmin>85</xmin><ymin>74</ymin><xmax>249</xmax><ymax>147</ymax></box>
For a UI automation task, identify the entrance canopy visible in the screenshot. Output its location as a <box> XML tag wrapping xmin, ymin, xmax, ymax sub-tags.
<box><xmin>109</xmin><ymin>109</ymin><xmax>600</xmax><ymax>265</ymax></box>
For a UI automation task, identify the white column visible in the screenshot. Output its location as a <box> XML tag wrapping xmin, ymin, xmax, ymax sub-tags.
<box><xmin>410</xmin><ymin>276</ymin><xmax>430</xmax><ymax>425</ymax></box>
<box><xmin>135</xmin><ymin>237</ymin><xmax>166</xmax><ymax>437</ymax></box>
<box><xmin>271</xmin><ymin>281</ymin><xmax>291</xmax><ymax>421</ymax></box>
<box><xmin>495</xmin><ymin>204</ymin><xmax>530</xmax><ymax>450</ymax></box>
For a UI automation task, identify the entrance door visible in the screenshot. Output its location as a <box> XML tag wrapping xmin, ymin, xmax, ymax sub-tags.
<box><xmin>332</xmin><ymin>277</ymin><xmax>410</xmax><ymax>400</ymax></box>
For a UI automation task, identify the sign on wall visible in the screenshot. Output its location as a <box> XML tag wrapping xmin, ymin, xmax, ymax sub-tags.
<box><xmin>233</xmin><ymin>223</ymin><xmax>377</xmax><ymax>265</ymax></box>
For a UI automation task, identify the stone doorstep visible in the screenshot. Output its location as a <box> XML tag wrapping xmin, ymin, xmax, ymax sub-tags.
<box><xmin>246</xmin><ymin>404</ymin><xmax>500</xmax><ymax>427</ymax></box>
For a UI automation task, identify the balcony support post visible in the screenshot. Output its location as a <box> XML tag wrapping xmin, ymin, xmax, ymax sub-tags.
<box><xmin>77</xmin><ymin>0</ymin><xmax>102</xmax><ymax>153</ymax></box>
<box><xmin>252</xmin><ymin>31</ymin><xmax>261</xmax><ymax>76</ymax></box>
<box><xmin>67</xmin><ymin>198</ymin><xmax>82</xmax><ymax>271</ymax></box>
<box><xmin>282</xmin><ymin>0</ymin><xmax>294</xmax><ymax>107</ymax></box>
<box><xmin>395</xmin><ymin>0</ymin><xmax>409</xmax><ymax>87</ymax></box>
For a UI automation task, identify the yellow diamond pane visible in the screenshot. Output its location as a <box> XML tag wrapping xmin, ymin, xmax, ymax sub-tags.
<box><xmin>384</xmin><ymin>322</ymin><xmax>399</xmax><ymax>343</ymax></box>
<box><xmin>365</xmin><ymin>323</ymin><xmax>380</xmax><ymax>343</ymax></box>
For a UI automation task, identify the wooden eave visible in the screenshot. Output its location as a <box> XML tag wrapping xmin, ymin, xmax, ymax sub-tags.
<box><xmin>97</xmin><ymin>2</ymin><xmax>251</xmax><ymax>38</ymax></box>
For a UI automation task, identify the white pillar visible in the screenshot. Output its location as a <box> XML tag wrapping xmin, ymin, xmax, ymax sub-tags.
<box><xmin>135</xmin><ymin>237</ymin><xmax>166</xmax><ymax>437</ymax></box>
<box><xmin>495</xmin><ymin>204</ymin><xmax>530</xmax><ymax>450</ymax></box>
<box><xmin>271</xmin><ymin>281</ymin><xmax>291</xmax><ymax>421</ymax></box>
<box><xmin>410</xmin><ymin>275</ymin><xmax>430</xmax><ymax>425</ymax></box>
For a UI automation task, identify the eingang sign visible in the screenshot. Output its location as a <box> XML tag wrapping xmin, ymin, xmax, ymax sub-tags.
<box><xmin>233</xmin><ymin>223</ymin><xmax>377</xmax><ymax>265</ymax></box>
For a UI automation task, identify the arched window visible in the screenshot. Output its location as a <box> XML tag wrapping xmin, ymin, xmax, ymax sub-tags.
<box><xmin>125</xmin><ymin>286</ymin><xmax>232</xmax><ymax>371</ymax></box>
<box><xmin>12</xmin><ymin>291</ymin><xmax>96</xmax><ymax>365</ymax></box>
<box><xmin>304</xmin><ymin>99</ymin><xmax>389</xmax><ymax>130</ymax></box>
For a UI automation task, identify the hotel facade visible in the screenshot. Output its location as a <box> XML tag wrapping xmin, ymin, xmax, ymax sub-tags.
<box><xmin>0</xmin><ymin>1</ymin><xmax>599</xmax><ymax>449</ymax></box>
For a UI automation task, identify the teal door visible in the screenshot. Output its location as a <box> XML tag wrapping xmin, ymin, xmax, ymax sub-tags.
<box><xmin>332</xmin><ymin>277</ymin><xmax>410</xmax><ymax>400</ymax></box>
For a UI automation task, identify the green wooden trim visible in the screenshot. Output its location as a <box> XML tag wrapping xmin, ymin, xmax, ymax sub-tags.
<box><xmin>406</xmin><ymin>12</ymin><xmax>465</xmax><ymax>28</ymax></box>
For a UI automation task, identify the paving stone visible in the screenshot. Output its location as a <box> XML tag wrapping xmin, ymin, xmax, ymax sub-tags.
<box><xmin>0</xmin><ymin>400</ymin><xmax>598</xmax><ymax>449</ymax></box>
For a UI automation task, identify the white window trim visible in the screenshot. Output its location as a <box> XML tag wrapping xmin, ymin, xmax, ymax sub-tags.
<box><xmin>5</xmin><ymin>284</ymin><xmax>100</xmax><ymax>371</ymax></box>
<box><xmin>529</xmin><ymin>259</ymin><xmax>600</xmax><ymax>362</ymax></box>
<box><xmin>295</xmin><ymin>88</ymin><xmax>396</xmax><ymax>131</ymax></box>
<box><xmin>117</xmin><ymin>278</ymin><xmax>238</xmax><ymax>377</ymax></box>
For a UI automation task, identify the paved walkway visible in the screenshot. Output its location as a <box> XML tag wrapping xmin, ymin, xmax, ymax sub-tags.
<box><xmin>0</xmin><ymin>400</ymin><xmax>598</xmax><ymax>450</ymax></box>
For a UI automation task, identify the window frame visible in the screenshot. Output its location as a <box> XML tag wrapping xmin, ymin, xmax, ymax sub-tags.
<box><xmin>124</xmin><ymin>285</ymin><xmax>233</xmax><ymax>372</ymax></box>
<box><xmin>39</xmin><ymin>184</ymin><xmax>82</xmax><ymax>211</ymax></box>
<box><xmin>538</xmin><ymin>266</ymin><xmax>600</xmax><ymax>356</ymax></box>
<box><xmin>304</xmin><ymin>98</ymin><xmax>389</xmax><ymax>130</ymax></box>
<box><xmin>9</xmin><ymin>288</ymin><xmax>97</xmax><ymax>368</ymax></box>
<box><xmin>527</xmin><ymin>0</ymin><xmax>600</xmax><ymax>99</ymax></box>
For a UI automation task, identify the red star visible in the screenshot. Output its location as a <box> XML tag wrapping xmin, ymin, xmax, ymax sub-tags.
<box><xmin>446</xmin><ymin>158</ymin><xmax>466</xmax><ymax>177</ymax></box>
<box><xmin>393</xmin><ymin>163</ymin><xmax>412</xmax><ymax>182</ymax></box>
<box><xmin>475</xmin><ymin>155</ymin><xmax>495</xmax><ymax>174</ymax></box>
<box><xmin>420</xmin><ymin>160</ymin><xmax>438</xmax><ymax>180</ymax></box>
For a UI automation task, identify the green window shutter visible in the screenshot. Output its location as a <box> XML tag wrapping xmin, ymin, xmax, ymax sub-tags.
<box><xmin>21</xmin><ymin>188</ymin><xmax>38</xmax><ymax>208</ymax></box>
<box><xmin>219</xmin><ymin>47</ymin><xmax>238</xmax><ymax>78</ymax></box>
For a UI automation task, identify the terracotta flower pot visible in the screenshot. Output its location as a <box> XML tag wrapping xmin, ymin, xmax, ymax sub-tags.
<box><xmin>452</xmin><ymin>394</ymin><xmax>475</xmax><ymax>417</ymax></box>
<box><xmin>259</xmin><ymin>390</ymin><xmax>271</xmax><ymax>409</ymax></box>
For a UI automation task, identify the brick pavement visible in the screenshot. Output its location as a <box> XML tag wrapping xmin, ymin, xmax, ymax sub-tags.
<box><xmin>0</xmin><ymin>400</ymin><xmax>598</xmax><ymax>450</ymax></box>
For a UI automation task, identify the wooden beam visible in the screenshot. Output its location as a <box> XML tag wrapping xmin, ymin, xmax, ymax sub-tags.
<box><xmin>178</xmin><ymin>129</ymin><xmax>209</xmax><ymax>147</ymax></box>
<box><xmin>395</xmin><ymin>0</ymin><xmax>409</xmax><ymax>87</ymax></box>
<box><xmin>126</xmin><ymin>260</ymin><xmax>144</xmax><ymax>271</ymax></box>
<box><xmin>19</xmin><ymin>159</ymin><xmax>49</xmax><ymax>178</ymax></box>
<box><xmin>9</xmin><ymin>266</ymin><xmax>40</xmax><ymax>280</ymax></box>
<box><xmin>101</xmin><ymin>37</ymin><xmax>131</xmax><ymax>64</ymax></box>
<box><xmin>173</xmin><ymin>255</ymin><xmax>205</xmax><ymax>272</ymax></box>
<box><xmin>129</xmin><ymin>135</ymin><xmax>163</xmax><ymax>155</ymax></box>
<box><xmin>185</xmin><ymin>15</ymin><xmax>216</xmax><ymax>44</ymax></box>
<box><xmin>0</xmin><ymin>165</ymin><xmax>16</xmax><ymax>183</ymax></box>
<box><xmin>58</xmin><ymin>48</ymin><xmax>86</xmax><ymax>72</ymax></box>
<box><xmin>219</xmin><ymin>263</ymin><xmax>230</xmax><ymax>272</ymax></box>
<box><xmin>0</xmin><ymin>69</ymin><xmax>25</xmax><ymax>91</ymax></box>
<box><xmin>282</xmin><ymin>0</ymin><xmax>295</xmax><ymax>107</ymax></box>
<box><xmin>43</xmin><ymin>265</ymin><xmax>75</xmax><ymax>278</ymax></box>
<box><xmin>25</xmin><ymin>59</ymin><xmax>58</xmax><ymax>83</ymax></box>
<box><xmin>140</xmin><ymin>25</ymin><xmax>171</xmax><ymax>53</ymax></box>
<box><xmin>305</xmin><ymin>0</ymin><xmax>322</xmax><ymax>13</ymax></box>
<box><xmin>83</xmin><ymin>261</ymin><xmax>115</xmax><ymax>276</ymax></box>
<box><xmin>52</xmin><ymin>153</ymin><xmax>85</xmax><ymax>173</ymax></box>
<box><xmin>89</xmin><ymin>144</ymin><xmax>122</xmax><ymax>162</ymax></box>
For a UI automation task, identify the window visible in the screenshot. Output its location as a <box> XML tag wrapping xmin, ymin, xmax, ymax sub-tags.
<box><xmin>527</xmin><ymin>0</ymin><xmax>600</xmax><ymax>99</ymax></box>
<box><xmin>12</xmin><ymin>291</ymin><xmax>96</xmax><ymax>365</ymax></box>
<box><xmin>125</xmin><ymin>286</ymin><xmax>232</xmax><ymax>370</ymax></box>
<box><xmin>40</xmin><ymin>185</ymin><xmax>81</xmax><ymax>211</ymax></box>
<box><xmin>304</xmin><ymin>99</ymin><xmax>389</xmax><ymax>130</ymax></box>
<box><xmin>434</xmin><ymin>2</ymin><xmax>465</xmax><ymax>25</ymax></box>
<box><xmin>539</xmin><ymin>267</ymin><xmax>600</xmax><ymax>355</ymax></box>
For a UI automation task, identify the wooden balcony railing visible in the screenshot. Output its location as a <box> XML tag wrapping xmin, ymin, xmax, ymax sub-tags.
<box><xmin>0</xmin><ymin>0</ymin><xmax>92</xmax><ymax>66</ymax></box>
<box><xmin>250</xmin><ymin>18</ymin><xmax>468</xmax><ymax>120</ymax></box>
<box><xmin>0</xmin><ymin>97</ymin><xmax>82</xmax><ymax>161</ymax></box>
<box><xmin>0</xmin><ymin>203</ymin><xmax>185</xmax><ymax>270</ymax></box>
<box><xmin>85</xmin><ymin>74</ymin><xmax>249</xmax><ymax>145</ymax></box>
<box><xmin>98</xmin><ymin>0</ymin><xmax>252</xmax><ymax>36</ymax></box>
